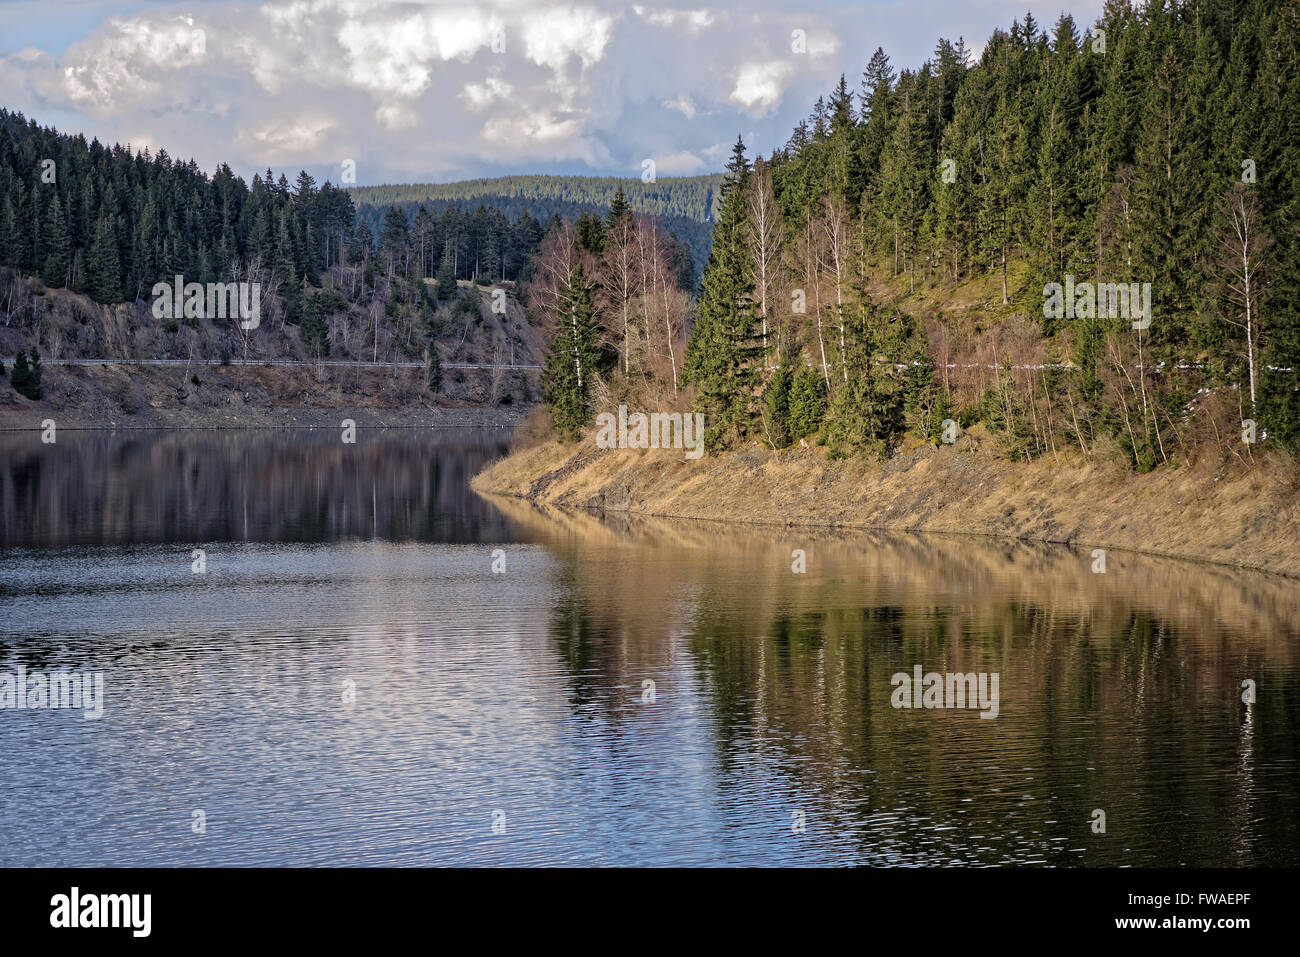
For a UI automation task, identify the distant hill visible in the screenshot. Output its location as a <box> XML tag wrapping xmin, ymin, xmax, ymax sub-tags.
<box><xmin>348</xmin><ymin>174</ymin><xmax>723</xmax><ymax>276</ymax></box>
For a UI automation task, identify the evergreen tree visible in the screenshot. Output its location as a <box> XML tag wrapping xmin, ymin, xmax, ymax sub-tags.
<box><xmin>607</xmin><ymin>184</ymin><xmax>633</xmax><ymax>225</ymax></box>
<box><xmin>787</xmin><ymin>366</ymin><xmax>828</xmax><ymax>439</ymax></box>
<box><xmin>40</xmin><ymin>192</ymin><xmax>69</xmax><ymax>288</ymax></box>
<box><xmin>426</xmin><ymin>341</ymin><xmax>443</xmax><ymax>394</ymax></box>
<box><xmin>683</xmin><ymin>136</ymin><xmax>758</xmax><ymax>447</ymax></box>
<box><xmin>435</xmin><ymin>251</ymin><xmax>457</xmax><ymax>299</ymax></box>
<box><xmin>87</xmin><ymin>214</ymin><xmax>121</xmax><ymax>303</ymax></box>
<box><xmin>11</xmin><ymin>347</ymin><xmax>42</xmax><ymax>399</ymax></box>
<box><xmin>299</xmin><ymin>279</ymin><xmax>328</xmax><ymax>355</ymax></box>
<box><xmin>541</xmin><ymin>262</ymin><xmax>601</xmax><ymax>440</ymax></box>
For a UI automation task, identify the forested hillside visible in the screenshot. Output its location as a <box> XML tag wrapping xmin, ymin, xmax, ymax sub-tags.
<box><xmin>0</xmin><ymin>108</ymin><xmax>357</xmax><ymax>303</ymax></box>
<box><xmin>0</xmin><ymin>109</ymin><xmax>706</xmax><ymax>387</ymax></box>
<box><xmin>350</xmin><ymin>174</ymin><xmax>721</xmax><ymax>277</ymax></box>
<box><xmin>0</xmin><ymin>108</ymin><xmax>549</xmax><ymax>404</ymax></box>
<box><xmin>539</xmin><ymin>0</ymin><xmax>1300</xmax><ymax>466</ymax></box>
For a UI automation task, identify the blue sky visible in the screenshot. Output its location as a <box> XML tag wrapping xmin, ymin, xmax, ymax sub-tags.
<box><xmin>0</xmin><ymin>0</ymin><xmax>1106</xmax><ymax>185</ymax></box>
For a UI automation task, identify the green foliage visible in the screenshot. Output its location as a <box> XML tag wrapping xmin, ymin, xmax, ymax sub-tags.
<box><xmin>683</xmin><ymin>137</ymin><xmax>760</xmax><ymax>447</ymax></box>
<box><xmin>10</xmin><ymin>347</ymin><xmax>42</xmax><ymax>400</ymax></box>
<box><xmin>575</xmin><ymin>211</ymin><xmax>605</xmax><ymax>255</ymax></box>
<box><xmin>788</xmin><ymin>366</ymin><xmax>828</xmax><ymax>439</ymax></box>
<box><xmin>300</xmin><ymin>284</ymin><xmax>329</xmax><ymax>355</ymax></box>
<box><xmin>674</xmin><ymin>0</ymin><xmax>1300</xmax><ymax>461</ymax></box>
<box><xmin>347</xmin><ymin>173</ymin><xmax>722</xmax><ymax>275</ymax></box>
<box><xmin>823</xmin><ymin>306</ymin><xmax>905</xmax><ymax>459</ymax></box>
<box><xmin>0</xmin><ymin>110</ymin><xmax>358</xmax><ymax>305</ymax></box>
<box><xmin>762</xmin><ymin>365</ymin><xmax>794</xmax><ymax>448</ymax></box>
<box><xmin>541</xmin><ymin>262</ymin><xmax>602</xmax><ymax>441</ymax></box>
<box><xmin>426</xmin><ymin>343</ymin><xmax>443</xmax><ymax>394</ymax></box>
<box><xmin>434</xmin><ymin>253</ymin><xmax>457</xmax><ymax>299</ymax></box>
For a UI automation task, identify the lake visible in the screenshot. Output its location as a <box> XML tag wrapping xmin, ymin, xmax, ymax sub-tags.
<box><xmin>1</xmin><ymin>428</ymin><xmax>1297</xmax><ymax>866</ymax></box>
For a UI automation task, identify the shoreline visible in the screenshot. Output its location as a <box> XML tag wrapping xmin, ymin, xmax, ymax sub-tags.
<box><xmin>1</xmin><ymin>419</ymin><xmax>524</xmax><ymax>432</ymax></box>
<box><xmin>472</xmin><ymin>440</ymin><xmax>1300</xmax><ymax>579</ymax></box>
<box><xmin>0</xmin><ymin>362</ymin><xmax>531</xmax><ymax>431</ymax></box>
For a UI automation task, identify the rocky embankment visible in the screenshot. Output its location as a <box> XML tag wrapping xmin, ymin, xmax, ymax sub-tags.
<box><xmin>473</xmin><ymin>437</ymin><xmax>1300</xmax><ymax>577</ymax></box>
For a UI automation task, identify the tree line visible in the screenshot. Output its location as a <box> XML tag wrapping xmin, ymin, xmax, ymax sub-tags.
<box><xmin>351</xmin><ymin>177</ymin><xmax>721</xmax><ymax>278</ymax></box>
<box><xmin>349</xmin><ymin>173</ymin><xmax>722</xmax><ymax>223</ymax></box>
<box><xmin>0</xmin><ymin>109</ymin><xmax>568</xmax><ymax>334</ymax></box>
<box><xmin>0</xmin><ymin>109</ymin><xmax>357</xmax><ymax>313</ymax></box>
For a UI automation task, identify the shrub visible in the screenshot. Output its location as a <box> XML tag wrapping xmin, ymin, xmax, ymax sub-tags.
<box><xmin>761</xmin><ymin>365</ymin><xmax>794</xmax><ymax>448</ymax></box>
<box><xmin>11</xmin><ymin>348</ymin><xmax>43</xmax><ymax>400</ymax></box>
<box><xmin>787</xmin><ymin>366</ymin><xmax>827</xmax><ymax>439</ymax></box>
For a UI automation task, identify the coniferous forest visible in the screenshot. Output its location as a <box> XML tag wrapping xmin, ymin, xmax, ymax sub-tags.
<box><xmin>350</xmin><ymin>175</ymin><xmax>721</xmax><ymax>276</ymax></box>
<box><xmin>537</xmin><ymin>0</ymin><xmax>1300</xmax><ymax>467</ymax></box>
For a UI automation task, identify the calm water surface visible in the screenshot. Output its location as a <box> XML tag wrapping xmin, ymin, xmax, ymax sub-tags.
<box><xmin>1</xmin><ymin>429</ymin><xmax>1297</xmax><ymax>866</ymax></box>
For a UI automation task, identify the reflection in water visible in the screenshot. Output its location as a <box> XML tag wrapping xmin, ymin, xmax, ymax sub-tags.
<box><xmin>0</xmin><ymin>431</ymin><xmax>1297</xmax><ymax>865</ymax></box>
<box><xmin>0</xmin><ymin>429</ymin><xmax>512</xmax><ymax>545</ymax></box>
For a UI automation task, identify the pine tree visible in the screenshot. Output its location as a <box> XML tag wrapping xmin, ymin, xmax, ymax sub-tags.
<box><xmin>683</xmin><ymin>136</ymin><xmax>759</xmax><ymax>447</ymax></box>
<box><xmin>11</xmin><ymin>347</ymin><xmax>42</xmax><ymax>399</ymax></box>
<box><xmin>823</xmin><ymin>304</ymin><xmax>903</xmax><ymax>458</ymax></box>
<box><xmin>10</xmin><ymin>350</ymin><xmax>30</xmax><ymax>396</ymax></box>
<box><xmin>299</xmin><ymin>279</ymin><xmax>328</xmax><ymax>355</ymax></box>
<box><xmin>87</xmin><ymin>214</ymin><xmax>121</xmax><ymax>303</ymax></box>
<box><xmin>787</xmin><ymin>366</ymin><xmax>828</xmax><ymax>439</ymax></box>
<box><xmin>426</xmin><ymin>341</ymin><xmax>443</xmax><ymax>394</ymax></box>
<box><xmin>435</xmin><ymin>251</ymin><xmax>457</xmax><ymax>299</ymax></box>
<box><xmin>607</xmin><ymin>184</ymin><xmax>633</xmax><ymax>225</ymax></box>
<box><xmin>541</xmin><ymin>262</ymin><xmax>601</xmax><ymax>440</ymax></box>
<box><xmin>40</xmin><ymin>192</ymin><xmax>69</xmax><ymax>288</ymax></box>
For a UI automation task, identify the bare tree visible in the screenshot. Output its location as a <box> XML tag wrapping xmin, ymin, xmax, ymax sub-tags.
<box><xmin>600</xmin><ymin>210</ymin><xmax>637</xmax><ymax>374</ymax></box>
<box><xmin>818</xmin><ymin>195</ymin><xmax>850</xmax><ymax>384</ymax></box>
<box><xmin>529</xmin><ymin>222</ymin><xmax>585</xmax><ymax>388</ymax></box>
<box><xmin>1216</xmin><ymin>183</ymin><xmax>1272</xmax><ymax>412</ymax></box>
<box><xmin>747</xmin><ymin>158</ymin><xmax>784</xmax><ymax>367</ymax></box>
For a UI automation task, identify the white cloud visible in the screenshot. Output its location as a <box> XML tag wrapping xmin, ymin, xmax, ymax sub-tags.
<box><xmin>662</xmin><ymin>94</ymin><xmax>696</xmax><ymax>118</ymax></box>
<box><xmin>635</xmin><ymin>6</ymin><xmax>717</xmax><ymax>33</ymax></box>
<box><xmin>461</xmin><ymin>76</ymin><xmax>515</xmax><ymax>111</ymax></box>
<box><xmin>520</xmin><ymin>7</ymin><xmax>615</xmax><ymax>71</ymax></box>
<box><xmin>653</xmin><ymin>149</ymin><xmax>705</xmax><ymax>174</ymax></box>
<box><xmin>730</xmin><ymin>60</ymin><xmax>794</xmax><ymax>115</ymax></box>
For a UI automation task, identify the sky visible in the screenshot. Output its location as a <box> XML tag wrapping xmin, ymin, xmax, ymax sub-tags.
<box><xmin>0</xmin><ymin>0</ymin><xmax>1107</xmax><ymax>186</ymax></box>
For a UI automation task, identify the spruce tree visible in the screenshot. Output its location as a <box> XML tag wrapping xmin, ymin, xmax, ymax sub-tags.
<box><xmin>435</xmin><ymin>251</ymin><xmax>457</xmax><ymax>299</ymax></box>
<box><xmin>40</xmin><ymin>192</ymin><xmax>69</xmax><ymax>288</ymax></box>
<box><xmin>607</xmin><ymin>185</ymin><xmax>633</xmax><ymax>225</ymax></box>
<box><xmin>11</xmin><ymin>348</ymin><xmax>42</xmax><ymax>400</ymax></box>
<box><xmin>541</xmin><ymin>262</ymin><xmax>600</xmax><ymax>441</ymax></box>
<box><xmin>683</xmin><ymin>136</ymin><xmax>759</xmax><ymax>447</ymax></box>
<box><xmin>87</xmin><ymin>214</ymin><xmax>121</xmax><ymax>303</ymax></box>
<box><xmin>426</xmin><ymin>341</ymin><xmax>443</xmax><ymax>394</ymax></box>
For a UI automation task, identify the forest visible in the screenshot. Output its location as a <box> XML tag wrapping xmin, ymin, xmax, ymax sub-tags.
<box><xmin>0</xmin><ymin>107</ymin><xmax>706</xmax><ymax>378</ymax></box>
<box><xmin>539</xmin><ymin>0</ymin><xmax>1299</xmax><ymax>466</ymax></box>
<box><xmin>349</xmin><ymin>174</ymin><xmax>720</xmax><ymax>278</ymax></box>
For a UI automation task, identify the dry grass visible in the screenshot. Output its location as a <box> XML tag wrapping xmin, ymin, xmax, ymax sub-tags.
<box><xmin>473</xmin><ymin>434</ymin><xmax>1300</xmax><ymax>577</ymax></box>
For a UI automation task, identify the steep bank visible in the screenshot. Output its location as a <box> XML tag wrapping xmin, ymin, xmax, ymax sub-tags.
<box><xmin>472</xmin><ymin>439</ymin><xmax>1300</xmax><ymax>577</ymax></box>
<box><xmin>0</xmin><ymin>362</ymin><xmax>531</xmax><ymax>430</ymax></box>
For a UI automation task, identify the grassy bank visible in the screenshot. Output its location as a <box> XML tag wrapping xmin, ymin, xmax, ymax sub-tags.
<box><xmin>472</xmin><ymin>435</ymin><xmax>1300</xmax><ymax>578</ymax></box>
